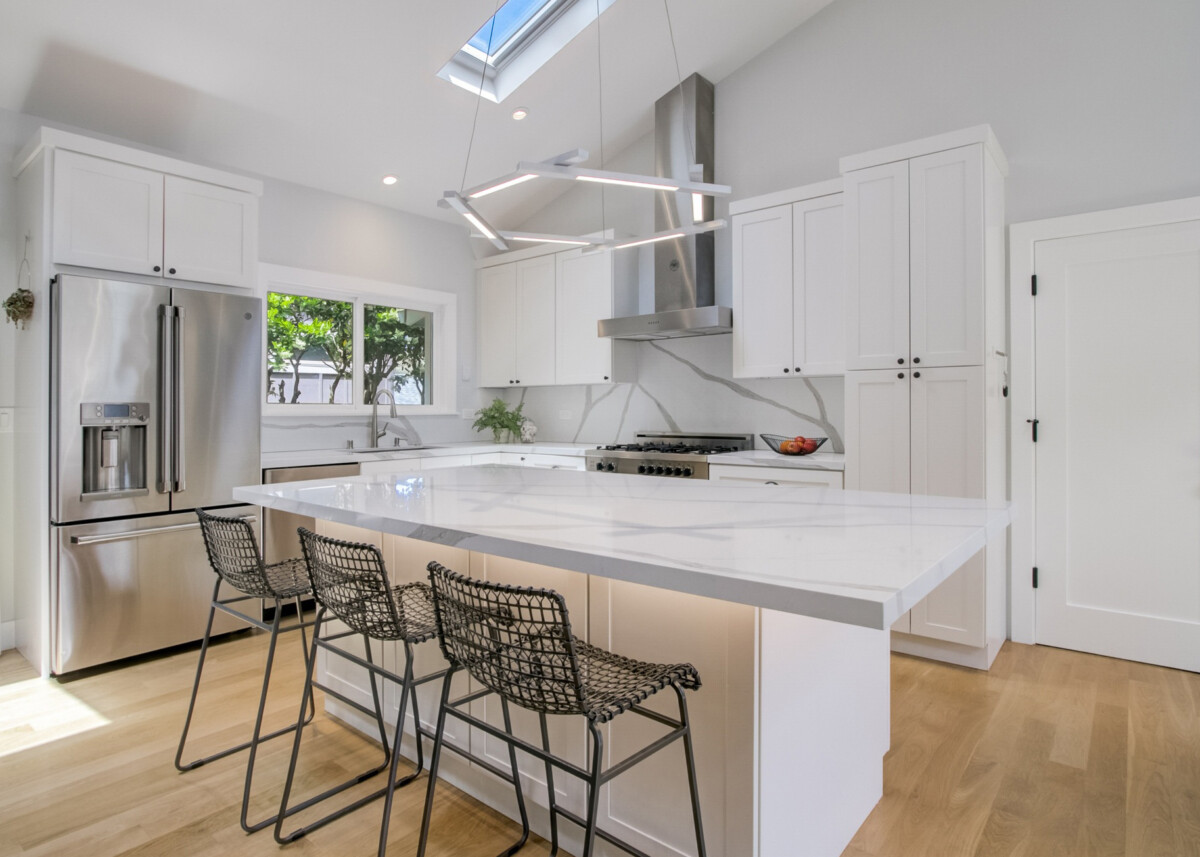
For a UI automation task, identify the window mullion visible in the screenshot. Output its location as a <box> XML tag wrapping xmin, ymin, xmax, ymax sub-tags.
<box><xmin>353</xmin><ymin>297</ymin><xmax>365</xmax><ymax>409</ymax></box>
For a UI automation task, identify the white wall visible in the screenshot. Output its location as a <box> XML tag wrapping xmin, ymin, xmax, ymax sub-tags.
<box><xmin>713</xmin><ymin>0</ymin><xmax>1200</xmax><ymax>303</ymax></box>
<box><xmin>257</xmin><ymin>179</ymin><xmax>483</xmax><ymax>451</ymax></box>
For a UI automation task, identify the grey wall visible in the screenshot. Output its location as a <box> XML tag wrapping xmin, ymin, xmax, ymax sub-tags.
<box><xmin>257</xmin><ymin>179</ymin><xmax>483</xmax><ymax>452</ymax></box>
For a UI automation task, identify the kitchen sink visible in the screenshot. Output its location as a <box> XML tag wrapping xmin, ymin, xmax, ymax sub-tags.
<box><xmin>339</xmin><ymin>445</ymin><xmax>434</xmax><ymax>454</ymax></box>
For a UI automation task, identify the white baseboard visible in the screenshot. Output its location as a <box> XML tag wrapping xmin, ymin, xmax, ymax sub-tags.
<box><xmin>1</xmin><ymin>621</ymin><xmax>15</xmax><ymax>653</ymax></box>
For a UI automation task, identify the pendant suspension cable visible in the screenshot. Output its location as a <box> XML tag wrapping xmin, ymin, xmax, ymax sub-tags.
<box><xmin>662</xmin><ymin>0</ymin><xmax>696</xmax><ymax>171</ymax></box>
<box><xmin>594</xmin><ymin>0</ymin><xmax>607</xmax><ymax>234</ymax></box>
<box><xmin>459</xmin><ymin>0</ymin><xmax>504</xmax><ymax>194</ymax></box>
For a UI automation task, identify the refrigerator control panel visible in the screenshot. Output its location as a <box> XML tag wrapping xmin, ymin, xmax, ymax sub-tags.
<box><xmin>80</xmin><ymin>402</ymin><xmax>149</xmax><ymax>426</ymax></box>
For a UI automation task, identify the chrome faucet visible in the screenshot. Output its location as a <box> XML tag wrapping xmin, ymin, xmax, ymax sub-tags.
<box><xmin>370</xmin><ymin>389</ymin><xmax>397</xmax><ymax>447</ymax></box>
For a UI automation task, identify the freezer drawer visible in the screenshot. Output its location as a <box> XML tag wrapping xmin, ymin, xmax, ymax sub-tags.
<box><xmin>53</xmin><ymin>507</ymin><xmax>253</xmax><ymax>674</ymax></box>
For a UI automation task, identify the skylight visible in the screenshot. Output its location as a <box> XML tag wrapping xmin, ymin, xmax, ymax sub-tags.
<box><xmin>438</xmin><ymin>0</ymin><xmax>617</xmax><ymax>104</ymax></box>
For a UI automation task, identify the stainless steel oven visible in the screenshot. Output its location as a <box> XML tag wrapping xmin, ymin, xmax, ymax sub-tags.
<box><xmin>584</xmin><ymin>432</ymin><xmax>754</xmax><ymax>479</ymax></box>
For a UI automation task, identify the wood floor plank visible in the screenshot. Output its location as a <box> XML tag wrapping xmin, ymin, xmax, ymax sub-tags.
<box><xmin>4</xmin><ymin>635</ymin><xmax>1200</xmax><ymax>857</ymax></box>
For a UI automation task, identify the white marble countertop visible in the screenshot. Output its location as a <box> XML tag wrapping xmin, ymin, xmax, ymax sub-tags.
<box><xmin>261</xmin><ymin>442</ymin><xmax>592</xmax><ymax>470</ymax></box>
<box><xmin>709</xmin><ymin>450</ymin><xmax>845</xmax><ymax>471</ymax></box>
<box><xmin>233</xmin><ymin>466</ymin><xmax>1010</xmax><ymax>630</ymax></box>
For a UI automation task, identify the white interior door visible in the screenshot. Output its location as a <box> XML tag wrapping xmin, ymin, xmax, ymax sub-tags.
<box><xmin>1034</xmin><ymin>219</ymin><xmax>1200</xmax><ymax>671</ymax></box>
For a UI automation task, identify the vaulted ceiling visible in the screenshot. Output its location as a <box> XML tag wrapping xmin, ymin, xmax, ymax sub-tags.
<box><xmin>0</xmin><ymin>0</ymin><xmax>835</xmax><ymax>227</ymax></box>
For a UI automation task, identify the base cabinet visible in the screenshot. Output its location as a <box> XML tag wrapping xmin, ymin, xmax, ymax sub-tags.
<box><xmin>708</xmin><ymin>464</ymin><xmax>843</xmax><ymax>489</ymax></box>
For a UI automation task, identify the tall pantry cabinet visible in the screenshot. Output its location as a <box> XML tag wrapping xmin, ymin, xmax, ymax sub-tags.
<box><xmin>842</xmin><ymin>126</ymin><xmax>1009</xmax><ymax>670</ymax></box>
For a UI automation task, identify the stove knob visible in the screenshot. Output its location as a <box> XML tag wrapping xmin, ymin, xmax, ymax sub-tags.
<box><xmin>605</xmin><ymin>463</ymin><xmax>616</xmax><ymax>472</ymax></box>
<box><xmin>683</xmin><ymin>467</ymin><xmax>693</xmax><ymax>477</ymax></box>
<box><xmin>637</xmin><ymin>464</ymin><xmax>647</xmax><ymax>474</ymax></box>
<box><xmin>595</xmin><ymin>462</ymin><xmax>605</xmax><ymax>471</ymax></box>
<box><xmin>654</xmin><ymin>465</ymin><xmax>665</xmax><ymax>475</ymax></box>
<box><xmin>672</xmin><ymin>467</ymin><xmax>684</xmax><ymax>476</ymax></box>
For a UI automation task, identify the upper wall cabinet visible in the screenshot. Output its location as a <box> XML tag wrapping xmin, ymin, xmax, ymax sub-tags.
<box><xmin>843</xmin><ymin>139</ymin><xmax>999</xmax><ymax>370</ymax></box>
<box><xmin>477</xmin><ymin>244</ymin><xmax>633</xmax><ymax>389</ymax></box>
<box><xmin>51</xmin><ymin>146</ymin><xmax>259</xmax><ymax>289</ymax></box>
<box><xmin>731</xmin><ymin>180</ymin><xmax>845</xmax><ymax>380</ymax></box>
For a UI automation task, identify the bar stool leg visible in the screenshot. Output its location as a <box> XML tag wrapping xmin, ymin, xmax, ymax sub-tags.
<box><xmin>582</xmin><ymin>721</ymin><xmax>605</xmax><ymax>857</ymax></box>
<box><xmin>240</xmin><ymin>598</ymin><xmax>285</xmax><ymax>832</ymax></box>
<box><xmin>174</xmin><ymin>578</ymin><xmax>223</xmax><ymax>772</ymax></box>
<box><xmin>498</xmin><ymin>697</ymin><xmax>530</xmax><ymax>857</ymax></box>
<box><xmin>275</xmin><ymin>607</ymin><xmax>325</xmax><ymax>844</ymax></box>
<box><xmin>675</xmin><ymin>684</ymin><xmax>708</xmax><ymax>857</ymax></box>
<box><xmin>376</xmin><ymin>642</ymin><xmax>417</xmax><ymax>857</ymax></box>
<box><xmin>294</xmin><ymin>595</ymin><xmax>316</xmax><ymax>726</ymax></box>
<box><xmin>416</xmin><ymin>668</ymin><xmax>457</xmax><ymax>857</ymax></box>
<box><xmin>538</xmin><ymin>712</ymin><xmax>560</xmax><ymax>856</ymax></box>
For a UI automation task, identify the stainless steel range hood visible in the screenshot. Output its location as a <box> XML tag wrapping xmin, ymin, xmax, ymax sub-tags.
<box><xmin>599</xmin><ymin>74</ymin><xmax>731</xmax><ymax>340</ymax></box>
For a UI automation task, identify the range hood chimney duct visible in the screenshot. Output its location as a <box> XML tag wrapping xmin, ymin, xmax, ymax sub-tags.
<box><xmin>598</xmin><ymin>73</ymin><xmax>731</xmax><ymax>340</ymax></box>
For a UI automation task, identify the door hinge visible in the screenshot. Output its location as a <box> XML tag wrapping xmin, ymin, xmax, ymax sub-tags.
<box><xmin>1031</xmin><ymin>274</ymin><xmax>1038</xmax><ymax>296</ymax></box>
<box><xmin>1032</xmin><ymin>567</ymin><xmax>1039</xmax><ymax>588</ymax></box>
<box><xmin>1026</xmin><ymin>418</ymin><xmax>1039</xmax><ymax>442</ymax></box>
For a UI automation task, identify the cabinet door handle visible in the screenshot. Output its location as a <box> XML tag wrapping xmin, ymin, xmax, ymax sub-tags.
<box><xmin>912</xmin><ymin>357</ymin><xmax>921</xmax><ymax>364</ymax></box>
<box><xmin>795</xmin><ymin>366</ymin><xmax>801</xmax><ymax>373</ymax></box>
<box><xmin>897</xmin><ymin>358</ymin><xmax>905</xmax><ymax>365</ymax></box>
<box><xmin>783</xmin><ymin>367</ymin><xmax>790</xmax><ymax>373</ymax></box>
<box><xmin>153</xmin><ymin>265</ymin><xmax>161</xmax><ymax>273</ymax></box>
<box><xmin>603</xmin><ymin>375</ymin><xmax>609</xmax><ymax>381</ymax></box>
<box><xmin>913</xmin><ymin>371</ymin><xmax>921</xmax><ymax>378</ymax></box>
<box><xmin>168</xmin><ymin>267</ymin><xmax>177</xmax><ymax>275</ymax></box>
<box><xmin>898</xmin><ymin>372</ymin><xmax>905</xmax><ymax>379</ymax></box>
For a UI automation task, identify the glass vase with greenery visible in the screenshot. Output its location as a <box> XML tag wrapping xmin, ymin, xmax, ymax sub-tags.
<box><xmin>472</xmin><ymin>398</ymin><xmax>524</xmax><ymax>443</ymax></box>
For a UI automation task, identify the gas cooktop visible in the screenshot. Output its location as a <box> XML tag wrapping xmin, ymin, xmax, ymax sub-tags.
<box><xmin>585</xmin><ymin>432</ymin><xmax>754</xmax><ymax>478</ymax></box>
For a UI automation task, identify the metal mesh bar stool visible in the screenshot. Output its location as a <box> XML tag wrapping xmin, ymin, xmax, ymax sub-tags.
<box><xmin>274</xmin><ymin>527</ymin><xmax>444</xmax><ymax>857</ymax></box>
<box><xmin>418</xmin><ymin>561</ymin><xmax>707</xmax><ymax>857</ymax></box>
<box><xmin>176</xmin><ymin>507</ymin><xmax>316</xmax><ymax>834</ymax></box>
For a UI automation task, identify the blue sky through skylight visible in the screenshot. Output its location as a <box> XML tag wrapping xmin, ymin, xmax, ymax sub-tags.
<box><xmin>467</xmin><ymin>0</ymin><xmax>552</xmax><ymax>60</ymax></box>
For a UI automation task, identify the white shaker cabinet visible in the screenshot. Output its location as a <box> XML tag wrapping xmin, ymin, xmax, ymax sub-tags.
<box><xmin>52</xmin><ymin>147</ymin><xmax>258</xmax><ymax>288</ymax></box>
<box><xmin>843</xmin><ymin>369</ymin><xmax>911</xmax><ymax>494</ymax></box>
<box><xmin>844</xmin><ymin>142</ymin><xmax>992</xmax><ymax>370</ymax></box>
<box><xmin>476</xmin><ymin>255</ymin><xmax>555</xmax><ymax>388</ymax></box>
<box><xmin>477</xmin><ymin>263</ymin><xmax>518</xmax><ymax>388</ymax></box>
<box><xmin>555</xmin><ymin>248</ymin><xmax>617</xmax><ymax>385</ymax></box>
<box><xmin>731</xmin><ymin>180</ymin><xmax>845</xmax><ymax>379</ymax></box>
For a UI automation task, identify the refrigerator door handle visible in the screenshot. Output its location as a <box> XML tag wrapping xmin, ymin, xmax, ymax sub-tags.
<box><xmin>157</xmin><ymin>304</ymin><xmax>173</xmax><ymax>494</ymax></box>
<box><xmin>173</xmin><ymin>304</ymin><xmax>187</xmax><ymax>494</ymax></box>
<box><xmin>69</xmin><ymin>514</ymin><xmax>258</xmax><ymax>546</ymax></box>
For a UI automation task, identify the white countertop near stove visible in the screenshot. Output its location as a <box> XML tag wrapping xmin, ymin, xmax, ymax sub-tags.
<box><xmin>234</xmin><ymin>465</ymin><xmax>1009</xmax><ymax>630</ymax></box>
<box><xmin>261</xmin><ymin>442</ymin><xmax>591</xmax><ymax>470</ymax></box>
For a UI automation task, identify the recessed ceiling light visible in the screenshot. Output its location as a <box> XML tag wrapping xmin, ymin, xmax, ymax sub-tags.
<box><xmin>512</xmin><ymin>107</ymin><xmax>529</xmax><ymax>121</ymax></box>
<box><xmin>382</xmin><ymin>175</ymin><xmax>398</xmax><ymax>186</ymax></box>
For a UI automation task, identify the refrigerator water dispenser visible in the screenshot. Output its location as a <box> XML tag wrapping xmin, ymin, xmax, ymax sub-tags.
<box><xmin>80</xmin><ymin>402</ymin><xmax>149</xmax><ymax>500</ymax></box>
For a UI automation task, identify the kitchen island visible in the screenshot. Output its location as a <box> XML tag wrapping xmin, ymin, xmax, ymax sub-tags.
<box><xmin>235</xmin><ymin>466</ymin><xmax>1010</xmax><ymax>857</ymax></box>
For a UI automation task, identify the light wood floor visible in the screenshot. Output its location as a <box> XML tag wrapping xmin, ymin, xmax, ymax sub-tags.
<box><xmin>1</xmin><ymin>633</ymin><xmax>1197</xmax><ymax>857</ymax></box>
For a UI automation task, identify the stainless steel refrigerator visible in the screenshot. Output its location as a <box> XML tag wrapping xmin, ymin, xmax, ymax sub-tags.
<box><xmin>50</xmin><ymin>274</ymin><xmax>262</xmax><ymax>673</ymax></box>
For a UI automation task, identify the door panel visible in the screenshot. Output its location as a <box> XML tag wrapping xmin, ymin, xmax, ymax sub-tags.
<box><xmin>52</xmin><ymin>149</ymin><xmax>164</xmax><ymax>276</ymax></box>
<box><xmin>555</xmin><ymin>248</ymin><xmax>614</xmax><ymax>385</ymax></box>
<box><xmin>515</xmin><ymin>255</ymin><xmax>557</xmax><ymax>387</ymax></box>
<box><xmin>171</xmin><ymin>288</ymin><xmax>262</xmax><ymax>510</ymax></box>
<box><xmin>844</xmin><ymin>162</ymin><xmax>909</xmax><ymax>370</ymax></box>
<box><xmin>909</xmin><ymin>146</ymin><xmax>984</xmax><ymax>367</ymax></box>
<box><xmin>53</xmin><ymin>508</ymin><xmax>249</xmax><ymax>673</ymax></box>
<box><xmin>732</xmin><ymin>204</ymin><xmax>793</xmax><ymax>378</ymax></box>
<box><xmin>477</xmin><ymin>264</ymin><xmax>517</xmax><ymax>387</ymax></box>
<box><xmin>52</xmin><ymin>276</ymin><xmax>171</xmax><ymax>522</ymax></box>
<box><xmin>795</xmin><ymin>195</ymin><xmax>846</xmax><ymax>376</ymax></box>
<box><xmin>164</xmin><ymin>176</ymin><xmax>257</xmax><ymax>288</ymax></box>
<box><xmin>844</xmin><ymin>370</ymin><xmax>910</xmax><ymax>493</ymax></box>
<box><xmin>1035</xmin><ymin>220</ymin><xmax>1200</xmax><ymax>671</ymax></box>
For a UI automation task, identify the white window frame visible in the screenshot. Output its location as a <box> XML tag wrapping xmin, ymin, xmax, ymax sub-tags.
<box><xmin>260</xmin><ymin>263</ymin><xmax>458</xmax><ymax>417</ymax></box>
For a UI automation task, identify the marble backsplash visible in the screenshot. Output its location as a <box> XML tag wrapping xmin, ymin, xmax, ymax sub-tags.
<box><xmin>263</xmin><ymin>337</ymin><xmax>845</xmax><ymax>454</ymax></box>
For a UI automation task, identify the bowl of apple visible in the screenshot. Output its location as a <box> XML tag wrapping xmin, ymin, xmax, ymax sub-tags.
<box><xmin>761</xmin><ymin>433</ymin><xmax>827</xmax><ymax>456</ymax></box>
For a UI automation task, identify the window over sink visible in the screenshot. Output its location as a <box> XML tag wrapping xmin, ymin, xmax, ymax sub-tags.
<box><xmin>261</xmin><ymin>264</ymin><xmax>456</xmax><ymax>416</ymax></box>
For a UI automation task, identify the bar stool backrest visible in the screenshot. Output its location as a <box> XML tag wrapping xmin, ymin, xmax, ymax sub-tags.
<box><xmin>196</xmin><ymin>508</ymin><xmax>275</xmax><ymax>598</ymax></box>
<box><xmin>427</xmin><ymin>561</ymin><xmax>587</xmax><ymax>717</ymax></box>
<box><xmin>298</xmin><ymin>527</ymin><xmax>408</xmax><ymax>641</ymax></box>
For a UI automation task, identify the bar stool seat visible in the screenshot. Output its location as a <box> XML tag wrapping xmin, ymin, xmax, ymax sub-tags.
<box><xmin>419</xmin><ymin>561</ymin><xmax>707</xmax><ymax>857</ymax></box>
<box><xmin>176</xmin><ymin>508</ymin><xmax>316</xmax><ymax>834</ymax></box>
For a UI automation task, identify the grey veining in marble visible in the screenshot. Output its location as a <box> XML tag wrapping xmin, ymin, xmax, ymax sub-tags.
<box><xmin>502</xmin><ymin>336</ymin><xmax>845</xmax><ymax>451</ymax></box>
<box><xmin>234</xmin><ymin>466</ymin><xmax>1010</xmax><ymax>629</ymax></box>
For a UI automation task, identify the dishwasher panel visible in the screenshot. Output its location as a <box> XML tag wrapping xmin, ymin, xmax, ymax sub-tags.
<box><xmin>262</xmin><ymin>463</ymin><xmax>361</xmax><ymax>564</ymax></box>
